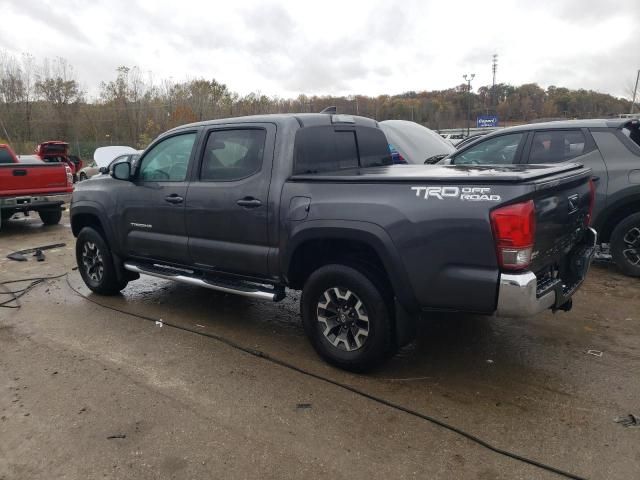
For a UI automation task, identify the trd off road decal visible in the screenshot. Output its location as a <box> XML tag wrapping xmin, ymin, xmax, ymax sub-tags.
<box><xmin>411</xmin><ymin>186</ymin><xmax>501</xmax><ymax>202</ymax></box>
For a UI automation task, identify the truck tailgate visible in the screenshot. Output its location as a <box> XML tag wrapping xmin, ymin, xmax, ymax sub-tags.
<box><xmin>528</xmin><ymin>168</ymin><xmax>594</xmax><ymax>273</ymax></box>
<box><xmin>0</xmin><ymin>163</ymin><xmax>70</xmax><ymax>197</ymax></box>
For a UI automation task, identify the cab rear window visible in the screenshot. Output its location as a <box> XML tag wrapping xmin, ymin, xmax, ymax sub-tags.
<box><xmin>0</xmin><ymin>148</ymin><xmax>14</xmax><ymax>164</ymax></box>
<box><xmin>294</xmin><ymin>126</ymin><xmax>391</xmax><ymax>174</ymax></box>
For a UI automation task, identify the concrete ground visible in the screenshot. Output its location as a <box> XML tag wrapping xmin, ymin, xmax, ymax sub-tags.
<box><xmin>0</xmin><ymin>211</ymin><xmax>639</xmax><ymax>480</ymax></box>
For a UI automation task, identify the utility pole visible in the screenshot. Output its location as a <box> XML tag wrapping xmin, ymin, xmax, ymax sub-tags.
<box><xmin>631</xmin><ymin>69</ymin><xmax>640</xmax><ymax>114</ymax></box>
<box><xmin>492</xmin><ymin>54</ymin><xmax>498</xmax><ymax>111</ymax></box>
<box><xmin>463</xmin><ymin>73</ymin><xmax>475</xmax><ymax>136</ymax></box>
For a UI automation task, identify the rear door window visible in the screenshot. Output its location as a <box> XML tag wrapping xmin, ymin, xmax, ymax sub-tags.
<box><xmin>200</xmin><ymin>129</ymin><xmax>266</xmax><ymax>181</ymax></box>
<box><xmin>528</xmin><ymin>130</ymin><xmax>586</xmax><ymax>163</ymax></box>
<box><xmin>453</xmin><ymin>133</ymin><xmax>524</xmax><ymax>165</ymax></box>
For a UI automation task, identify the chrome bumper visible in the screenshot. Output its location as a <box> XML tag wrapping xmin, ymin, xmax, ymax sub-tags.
<box><xmin>0</xmin><ymin>192</ymin><xmax>72</xmax><ymax>209</ymax></box>
<box><xmin>496</xmin><ymin>227</ymin><xmax>597</xmax><ymax>318</ymax></box>
<box><xmin>496</xmin><ymin>271</ymin><xmax>556</xmax><ymax>317</ymax></box>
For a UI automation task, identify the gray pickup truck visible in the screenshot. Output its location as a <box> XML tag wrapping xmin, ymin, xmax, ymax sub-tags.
<box><xmin>70</xmin><ymin>114</ymin><xmax>596</xmax><ymax>370</ymax></box>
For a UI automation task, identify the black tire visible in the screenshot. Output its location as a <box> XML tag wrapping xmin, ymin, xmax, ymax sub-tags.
<box><xmin>301</xmin><ymin>264</ymin><xmax>394</xmax><ymax>372</ymax></box>
<box><xmin>79</xmin><ymin>172</ymin><xmax>87</xmax><ymax>181</ymax></box>
<box><xmin>1</xmin><ymin>213</ymin><xmax>12</xmax><ymax>227</ymax></box>
<box><xmin>610</xmin><ymin>213</ymin><xmax>640</xmax><ymax>277</ymax></box>
<box><xmin>38</xmin><ymin>209</ymin><xmax>62</xmax><ymax>225</ymax></box>
<box><xmin>75</xmin><ymin>227</ymin><xmax>128</xmax><ymax>295</ymax></box>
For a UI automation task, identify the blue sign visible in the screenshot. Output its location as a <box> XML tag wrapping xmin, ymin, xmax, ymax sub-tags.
<box><xmin>477</xmin><ymin>115</ymin><xmax>498</xmax><ymax>128</ymax></box>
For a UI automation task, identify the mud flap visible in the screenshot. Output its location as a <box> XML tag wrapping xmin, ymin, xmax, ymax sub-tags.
<box><xmin>394</xmin><ymin>298</ymin><xmax>417</xmax><ymax>347</ymax></box>
<box><xmin>112</xmin><ymin>252</ymin><xmax>139</xmax><ymax>283</ymax></box>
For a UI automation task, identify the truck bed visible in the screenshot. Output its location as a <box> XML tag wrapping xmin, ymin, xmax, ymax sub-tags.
<box><xmin>0</xmin><ymin>161</ymin><xmax>71</xmax><ymax>197</ymax></box>
<box><xmin>290</xmin><ymin>163</ymin><xmax>585</xmax><ymax>183</ymax></box>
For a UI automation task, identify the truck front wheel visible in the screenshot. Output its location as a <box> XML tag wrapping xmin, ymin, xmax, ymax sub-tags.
<box><xmin>301</xmin><ymin>264</ymin><xmax>394</xmax><ymax>372</ymax></box>
<box><xmin>611</xmin><ymin>212</ymin><xmax>640</xmax><ymax>277</ymax></box>
<box><xmin>38</xmin><ymin>209</ymin><xmax>62</xmax><ymax>225</ymax></box>
<box><xmin>75</xmin><ymin>227</ymin><xmax>128</xmax><ymax>295</ymax></box>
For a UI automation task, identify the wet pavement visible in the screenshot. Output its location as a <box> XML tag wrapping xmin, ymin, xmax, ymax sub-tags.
<box><xmin>1</xmin><ymin>211</ymin><xmax>639</xmax><ymax>479</ymax></box>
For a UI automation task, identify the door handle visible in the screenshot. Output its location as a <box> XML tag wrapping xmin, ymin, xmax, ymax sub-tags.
<box><xmin>164</xmin><ymin>194</ymin><xmax>184</xmax><ymax>204</ymax></box>
<box><xmin>591</xmin><ymin>175</ymin><xmax>600</xmax><ymax>183</ymax></box>
<box><xmin>236</xmin><ymin>197</ymin><xmax>262</xmax><ymax>208</ymax></box>
<box><xmin>13</xmin><ymin>169</ymin><xmax>27</xmax><ymax>176</ymax></box>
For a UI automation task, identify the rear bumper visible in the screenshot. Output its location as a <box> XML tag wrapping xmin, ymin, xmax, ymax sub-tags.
<box><xmin>0</xmin><ymin>192</ymin><xmax>72</xmax><ymax>210</ymax></box>
<box><xmin>496</xmin><ymin>227</ymin><xmax>597</xmax><ymax>317</ymax></box>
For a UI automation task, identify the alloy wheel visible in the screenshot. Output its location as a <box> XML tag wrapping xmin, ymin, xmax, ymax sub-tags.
<box><xmin>316</xmin><ymin>287</ymin><xmax>370</xmax><ymax>351</ymax></box>
<box><xmin>622</xmin><ymin>227</ymin><xmax>640</xmax><ymax>266</ymax></box>
<box><xmin>82</xmin><ymin>241</ymin><xmax>104</xmax><ymax>282</ymax></box>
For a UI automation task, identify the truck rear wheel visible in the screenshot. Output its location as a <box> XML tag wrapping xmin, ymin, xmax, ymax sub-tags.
<box><xmin>39</xmin><ymin>209</ymin><xmax>62</xmax><ymax>225</ymax></box>
<box><xmin>611</xmin><ymin>213</ymin><xmax>640</xmax><ymax>277</ymax></box>
<box><xmin>301</xmin><ymin>264</ymin><xmax>394</xmax><ymax>372</ymax></box>
<box><xmin>76</xmin><ymin>227</ymin><xmax>128</xmax><ymax>295</ymax></box>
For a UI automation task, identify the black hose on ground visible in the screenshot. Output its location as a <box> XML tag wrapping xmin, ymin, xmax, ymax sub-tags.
<box><xmin>60</xmin><ymin>274</ymin><xmax>588</xmax><ymax>480</ymax></box>
<box><xmin>0</xmin><ymin>273</ymin><xmax>67</xmax><ymax>308</ymax></box>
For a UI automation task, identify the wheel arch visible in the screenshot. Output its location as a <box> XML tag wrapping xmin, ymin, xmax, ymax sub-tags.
<box><xmin>70</xmin><ymin>202</ymin><xmax>117</xmax><ymax>250</ymax></box>
<box><xmin>283</xmin><ymin>220</ymin><xmax>418</xmax><ymax>313</ymax></box>
<box><xmin>595</xmin><ymin>193</ymin><xmax>640</xmax><ymax>243</ymax></box>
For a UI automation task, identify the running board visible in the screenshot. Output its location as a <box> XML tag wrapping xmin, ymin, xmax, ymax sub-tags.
<box><xmin>123</xmin><ymin>262</ymin><xmax>284</xmax><ymax>301</ymax></box>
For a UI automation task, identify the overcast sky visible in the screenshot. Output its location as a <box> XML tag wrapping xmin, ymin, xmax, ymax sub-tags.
<box><xmin>2</xmin><ymin>0</ymin><xmax>638</xmax><ymax>99</ymax></box>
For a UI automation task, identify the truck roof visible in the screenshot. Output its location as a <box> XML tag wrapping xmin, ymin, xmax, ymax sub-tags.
<box><xmin>166</xmin><ymin>113</ymin><xmax>378</xmax><ymax>135</ymax></box>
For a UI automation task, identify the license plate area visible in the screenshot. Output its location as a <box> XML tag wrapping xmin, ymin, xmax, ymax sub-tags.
<box><xmin>535</xmin><ymin>229</ymin><xmax>596</xmax><ymax>308</ymax></box>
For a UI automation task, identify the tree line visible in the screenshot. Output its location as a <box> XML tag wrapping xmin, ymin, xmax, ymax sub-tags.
<box><xmin>0</xmin><ymin>53</ymin><xmax>632</xmax><ymax>159</ymax></box>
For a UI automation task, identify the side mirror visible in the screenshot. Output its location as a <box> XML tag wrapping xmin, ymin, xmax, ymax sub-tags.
<box><xmin>111</xmin><ymin>161</ymin><xmax>131</xmax><ymax>181</ymax></box>
<box><xmin>441</xmin><ymin>157</ymin><xmax>453</xmax><ymax>166</ymax></box>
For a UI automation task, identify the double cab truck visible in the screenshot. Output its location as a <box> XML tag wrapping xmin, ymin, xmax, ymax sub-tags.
<box><xmin>0</xmin><ymin>143</ymin><xmax>73</xmax><ymax>227</ymax></box>
<box><xmin>71</xmin><ymin>114</ymin><xmax>596</xmax><ymax>370</ymax></box>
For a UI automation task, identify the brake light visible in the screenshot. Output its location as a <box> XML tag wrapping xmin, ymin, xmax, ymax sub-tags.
<box><xmin>586</xmin><ymin>178</ymin><xmax>596</xmax><ymax>226</ymax></box>
<box><xmin>490</xmin><ymin>200</ymin><xmax>536</xmax><ymax>270</ymax></box>
<box><xmin>65</xmin><ymin>165</ymin><xmax>73</xmax><ymax>186</ymax></box>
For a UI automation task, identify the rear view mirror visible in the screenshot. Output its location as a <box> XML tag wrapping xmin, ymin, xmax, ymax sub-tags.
<box><xmin>111</xmin><ymin>161</ymin><xmax>131</xmax><ymax>181</ymax></box>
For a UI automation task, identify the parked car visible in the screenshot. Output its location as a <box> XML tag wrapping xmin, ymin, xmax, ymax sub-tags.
<box><xmin>379</xmin><ymin>120</ymin><xmax>455</xmax><ymax>164</ymax></box>
<box><xmin>455</xmin><ymin>131</ymin><xmax>491</xmax><ymax>150</ymax></box>
<box><xmin>439</xmin><ymin>118</ymin><xmax>640</xmax><ymax>276</ymax></box>
<box><xmin>439</xmin><ymin>132</ymin><xmax>466</xmax><ymax>146</ymax></box>
<box><xmin>71</xmin><ymin>113</ymin><xmax>596</xmax><ymax>371</ymax></box>
<box><xmin>78</xmin><ymin>146</ymin><xmax>141</xmax><ymax>181</ymax></box>
<box><xmin>0</xmin><ymin>143</ymin><xmax>74</xmax><ymax>227</ymax></box>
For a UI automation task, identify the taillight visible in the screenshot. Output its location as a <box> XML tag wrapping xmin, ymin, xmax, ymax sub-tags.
<box><xmin>490</xmin><ymin>200</ymin><xmax>536</xmax><ymax>270</ymax></box>
<box><xmin>586</xmin><ymin>178</ymin><xmax>596</xmax><ymax>226</ymax></box>
<box><xmin>65</xmin><ymin>165</ymin><xmax>73</xmax><ymax>186</ymax></box>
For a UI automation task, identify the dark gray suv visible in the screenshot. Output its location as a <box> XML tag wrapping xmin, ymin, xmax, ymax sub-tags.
<box><xmin>440</xmin><ymin>119</ymin><xmax>640</xmax><ymax>276</ymax></box>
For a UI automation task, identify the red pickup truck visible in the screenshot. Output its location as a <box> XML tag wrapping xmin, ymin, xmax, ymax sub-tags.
<box><xmin>35</xmin><ymin>141</ymin><xmax>82</xmax><ymax>180</ymax></box>
<box><xmin>0</xmin><ymin>143</ymin><xmax>74</xmax><ymax>227</ymax></box>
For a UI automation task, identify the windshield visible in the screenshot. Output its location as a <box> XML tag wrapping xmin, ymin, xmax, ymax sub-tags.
<box><xmin>380</xmin><ymin>120</ymin><xmax>455</xmax><ymax>164</ymax></box>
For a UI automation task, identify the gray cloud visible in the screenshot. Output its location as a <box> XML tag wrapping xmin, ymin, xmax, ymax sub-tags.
<box><xmin>2</xmin><ymin>0</ymin><xmax>637</xmax><ymax>98</ymax></box>
<box><xmin>6</xmin><ymin>0</ymin><xmax>91</xmax><ymax>44</ymax></box>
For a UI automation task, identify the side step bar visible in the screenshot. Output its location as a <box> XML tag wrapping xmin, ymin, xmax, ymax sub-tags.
<box><xmin>123</xmin><ymin>262</ymin><xmax>284</xmax><ymax>301</ymax></box>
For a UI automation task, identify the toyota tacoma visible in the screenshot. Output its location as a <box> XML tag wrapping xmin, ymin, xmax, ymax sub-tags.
<box><xmin>70</xmin><ymin>114</ymin><xmax>597</xmax><ymax>370</ymax></box>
